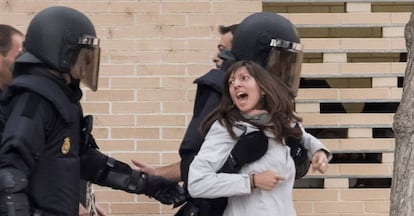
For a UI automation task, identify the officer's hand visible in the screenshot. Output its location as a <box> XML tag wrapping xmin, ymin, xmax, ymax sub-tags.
<box><xmin>230</xmin><ymin>130</ymin><xmax>268</xmax><ymax>167</ymax></box>
<box><xmin>144</xmin><ymin>175</ymin><xmax>187</xmax><ymax>206</ymax></box>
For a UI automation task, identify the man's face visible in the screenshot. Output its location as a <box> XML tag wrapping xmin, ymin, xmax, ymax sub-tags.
<box><xmin>212</xmin><ymin>31</ymin><xmax>233</xmax><ymax>69</ymax></box>
<box><xmin>70</xmin><ymin>47</ymin><xmax>100</xmax><ymax>91</ymax></box>
<box><xmin>0</xmin><ymin>33</ymin><xmax>23</xmax><ymax>89</ymax></box>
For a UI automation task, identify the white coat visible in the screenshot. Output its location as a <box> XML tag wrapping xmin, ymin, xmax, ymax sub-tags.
<box><xmin>188</xmin><ymin>120</ymin><xmax>329</xmax><ymax>216</ymax></box>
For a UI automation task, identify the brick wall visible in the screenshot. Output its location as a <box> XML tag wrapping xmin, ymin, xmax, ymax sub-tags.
<box><xmin>1</xmin><ymin>0</ymin><xmax>410</xmax><ymax>215</ymax></box>
<box><xmin>264</xmin><ymin>1</ymin><xmax>411</xmax><ymax>216</ymax></box>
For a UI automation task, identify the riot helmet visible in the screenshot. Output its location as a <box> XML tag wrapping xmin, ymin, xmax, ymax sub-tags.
<box><xmin>231</xmin><ymin>12</ymin><xmax>303</xmax><ymax>96</ymax></box>
<box><xmin>15</xmin><ymin>6</ymin><xmax>100</xmax><ymax>91</ymax></box>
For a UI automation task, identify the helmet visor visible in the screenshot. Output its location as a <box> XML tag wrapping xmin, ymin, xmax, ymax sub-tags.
<box><xmin>78</xmin><ymin>35</ymin><xmax>100</xmax><ymax>91</ymax></box>
<box><xmin>267</xmin><ymin>39</ymin><xmax>303</xmax><ymax>97</ymax></box>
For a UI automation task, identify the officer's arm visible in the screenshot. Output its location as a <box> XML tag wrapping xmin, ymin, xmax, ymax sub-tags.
<box><xmin>80</xmin><ymin>145</ymin><xmax>186</xmax><ymax>206</ymax></box>
<box><xmin>0</xmin><ymin>93</ymin><xmax>49</xmax><ymax>215</ymax></box>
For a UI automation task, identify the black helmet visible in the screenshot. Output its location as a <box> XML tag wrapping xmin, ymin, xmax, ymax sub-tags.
<box><xmin>16</xmin><ymin>6</ymin><xmax>97</xmax><ymax>74</ymax></box>
<box><xmin>232</xmin><ymin>12</ymin><xmax>301</xmax><ymax>67</ymax></box>
<box><xmin>231</xmin><ymin>12</ymin><xmax>303</xmax><ymax>96</ymax></box>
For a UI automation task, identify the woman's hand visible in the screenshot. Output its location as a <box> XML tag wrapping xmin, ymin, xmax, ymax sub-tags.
<box><xmin>311</xmin><ymin>150</ymin><xmax>329</xmax><ymax>174</ymax></box>
<box><xmin>252</xmin><ymin>170</ymin><xmax>285</xmax><ymax>191</ymax></box>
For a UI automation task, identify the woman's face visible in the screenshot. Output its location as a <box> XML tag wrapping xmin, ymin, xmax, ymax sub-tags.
<box><xmin>228</xmin><ymin>66</ymin><xmax>263</xmax><ymax>115</ymax></box>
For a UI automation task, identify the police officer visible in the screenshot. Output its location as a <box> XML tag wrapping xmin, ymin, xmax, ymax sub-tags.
<box><xmin>0</xmin><ymin>6</ymin><xmax>185</xmax><ymax>216</ymax></box>
<box><xmin>230</xmin><ymin>12</ymin><xmax>303</xmax><ymax>97</ymax></box>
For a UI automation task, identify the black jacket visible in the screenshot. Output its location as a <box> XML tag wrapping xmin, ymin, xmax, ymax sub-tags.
<box><xmin>178</xmin><ymin>68</ymin><xmax>227</xmax><ymax>216</ymax></box>
<box><xmin>0</xmin><ymin>66</ymin><xmax>83</xmax><ymax>215</ymax></box>
<box><xmin>179</xmin><ymin>68</ymin><xmax>224</xmax><ymax>182</ymax></box>
<box><xmin>0</xmin><ymin>65</ymin><xmax>116</xmax><ymax>215</ymax></box>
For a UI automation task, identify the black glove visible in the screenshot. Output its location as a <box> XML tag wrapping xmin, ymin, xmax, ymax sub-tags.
<box><xmin>81</xmin><ymin>153</ymin><xmax>187</xmax><ymax>206</ymax></box>
<box><xmin>144</xmin><ymin>174</ymin><xmax>187</xmax><ymax>206</ymax></box>
<box><xmin>0</xmin><ymin>193</ymin><xmax>29</xmax><ymax>216</ymax></box>
<box><xmin>0</xmin><ymin>169</ymin><xmax>29</xmax><ymax>216</ymax></box>
<box><xmin>220</xmin><ymin>130</ymin><xmax>268</xmax><ymax>173</ymax></box>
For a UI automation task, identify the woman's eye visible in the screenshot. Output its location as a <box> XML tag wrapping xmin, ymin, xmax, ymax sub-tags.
<box><xmin>228</xmin><ymin>80</ymin><xmax>234</xmax><ymax>85</ymax></box>
<box><xmin>242</xmin><ymin>75</ymin><xmax>249</xmax><ymax>80</ymax></box>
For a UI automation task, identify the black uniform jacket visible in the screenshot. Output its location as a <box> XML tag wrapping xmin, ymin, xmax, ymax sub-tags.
<box><xmin>0</xmin><ymin>65</ymin><xmax>86</xmax><ymax>215</ymax></box>
<box><xmin>179</xmin><ymin>68</ymin><xmax>225</xmax><ymax>182</ymax></box>
<box><xmin>178</xmin><ymin>68</ymin><xmax>228</xmax><ymax>216</ymax></box>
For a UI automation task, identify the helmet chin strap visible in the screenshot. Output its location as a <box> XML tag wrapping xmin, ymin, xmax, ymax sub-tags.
<box><xmin>62</xmin><ymin>72</ymin><xmax>74</xmax><ymax>85</ymax></box>
<box><xmin>67</xmin><ymin>73</ymin><xmax>82</xmax><ymax>100</ymax></box>
<box><xmin>67</xmin><ymin>73</ymin><xmax>81</xmax><ymax>88</ymax></box>
<box><xmin>47</xmin><ymin>68</ymin><xmax>71</xmax><ymax>85</ymax></box>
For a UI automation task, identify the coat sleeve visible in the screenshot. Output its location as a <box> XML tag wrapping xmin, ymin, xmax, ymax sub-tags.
<box><xmin>299</xmin><ymin>123</ymin><xmax>332</xmax><ymax>161</ymax></box>
<box><xmin>187</xmin><ymin>121</ymin><xmax>252</xmax><ymax>199</ymax></box>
